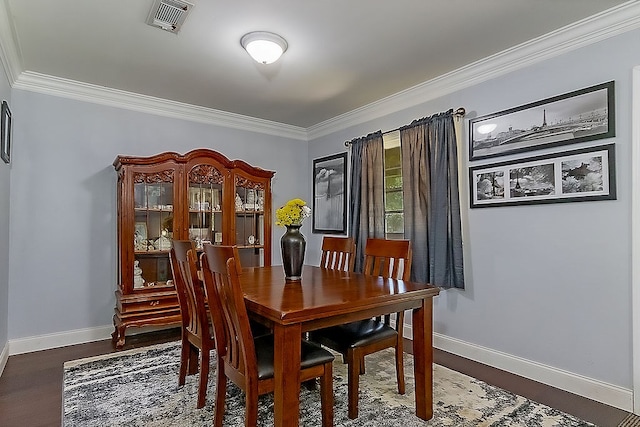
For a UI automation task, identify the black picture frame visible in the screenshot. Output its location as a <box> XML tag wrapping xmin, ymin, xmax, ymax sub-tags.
<box><xmin>1</xmin><ymin>100</ymin><xmax>11</xmax><ymax>164</ymax></box>
<box><xmin>469</xmin><ymin>81</ymin><xmax>615</xmax><ymax>161</ymax></box>
<box><xmin>469</xmin><ymin>144</ymin><xmax>616</xmax><ymax>208</ymax></box>
<box><xmin>312</xmin><ymin>152</ymin><xmax>347</xmax><ymax>234</ymax></box>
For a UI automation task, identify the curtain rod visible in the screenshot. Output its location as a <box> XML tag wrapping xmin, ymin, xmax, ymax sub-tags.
<box><xmin>344</xmin><ymin>107</ymin><xmax>466</xmax><ymax>147</ymax></box>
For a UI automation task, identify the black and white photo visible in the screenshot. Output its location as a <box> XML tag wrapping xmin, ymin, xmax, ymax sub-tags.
<box><xmin>510</xmin><ymin>164</ymin><xmax>555</xmax><ymax>199</ymax></box>
<box><xmin>562</xmin><ymin>153</ymin><xmax>606</xmax><ymax>195</ymax></box>
<box><xmin>469</xmin><ymin>81</ymin><xmax>615</xmax><ymax>161</ymax></box>
<box><xmin>312</xmin><ymin>152</ymin><xmax>347</xmax><ymax>233</ymax></box>
<box><xmin>470</xmin><ymin>144</ymin><xmax>616</xmax><ymax>208</ymax></box>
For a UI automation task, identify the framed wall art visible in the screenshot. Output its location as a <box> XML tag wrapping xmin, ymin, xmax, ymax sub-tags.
<box><xmin>470</xmin><ymin>144</ymin><xmax>616</xmax><ymax>208</ymax></box>
<box><xmin>1</xmin><ymin>100</ymin><xmax>11</xmax><ymax>164</ymax></box>
<box><xmin>469</xmin><ymin>81</ymin><xmax>615</xmax><ymax>161</ymax></box>
<box><xmin>312</xmin><ymin>152</ymin><xmax>347</xmax><ymax>234</ymax></box>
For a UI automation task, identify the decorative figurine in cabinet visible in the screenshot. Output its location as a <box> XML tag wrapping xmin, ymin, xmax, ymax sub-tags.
<box><xmin>112</xmin><ymin>149</ymin><xmax>274</xmax><ymax>348</ymax></box>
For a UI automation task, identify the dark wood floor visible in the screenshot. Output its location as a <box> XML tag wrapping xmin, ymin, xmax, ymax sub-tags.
<box><xmin>0</xmin><ymin>328</ymin><xmax>631</xmax><ymax>427</ymax></box>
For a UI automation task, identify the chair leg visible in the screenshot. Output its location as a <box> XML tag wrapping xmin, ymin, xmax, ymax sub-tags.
<box><xmin>196</xmin><ymin>347</ymin><xmax>210</xmax><ymax>408</ymax></box>
<box><xmin>320</xmin><ymin>362</ymin><xmax>334</xmax><ymax>427</ymax></box>
<box><xmin>347</xmin><ymin>348</ymin><xmax>360</xmax><ymax>419</ymax></box>
<box><xmin>245</xmin><ymin>389</ymin><xmax>259</xmax><ymax>427</ymax></box>
<box><xmin>213</xmin><ymin>363</ymin><xmax>227</xmax><ymax>427</ymax></box>
<box><xmin>359</xmin><ymin>354</ymin><xmax>366</xmax><ymax>375</ymax></box>
<box><xmin>178</xmin><ymin>336</ymin><xmax>190</xmax><ymax>386</ymax></box>
<box><xmin>395</xmin><ymin>341</ymin><xmax>405</xmax><ymax>395</ymax></box>
<box><xmin>187</xmin><ymin>344</ymin><xmax>199</xmax><ymax>376</ymax></box>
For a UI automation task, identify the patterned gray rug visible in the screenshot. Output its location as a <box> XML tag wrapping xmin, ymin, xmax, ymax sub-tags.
<box><xmin>63</xmin><ymin>341</ymin><xmax>596</xmax><ymax>426</ymax></box>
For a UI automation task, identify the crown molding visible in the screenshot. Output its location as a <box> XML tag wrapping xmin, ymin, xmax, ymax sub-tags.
<box><xmin>307</xmin><ymin>0</ymin><xmax>640</xmax><ymax>140</ymax></box>
<box><xmin>12</xmin><ymin>71</ymin><xmax>308</xmax><ymax>140</ymax></box>
<box><xmin>0</xmin><ymin>0</ymin><xmax>22</xmax><ymax>86</ymax></box>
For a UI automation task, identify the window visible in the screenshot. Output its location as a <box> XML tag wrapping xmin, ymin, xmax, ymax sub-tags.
<box><xmin>383</xmin><ymin>131</ymin><xmax>403</xmax><ymax>239</ymax></box>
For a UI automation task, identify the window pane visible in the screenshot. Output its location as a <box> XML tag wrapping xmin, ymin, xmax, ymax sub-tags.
<box><xmin>384</xmin><ymin>131</ymin><xmax>403</xmax><ymax>238</ymax></box>
<box><xmin>384</xmin><ymin>146</ymin><xmax>401</xmax><ymax>169</ymax></box>
<box><xmin>385</xmin><ymin>175</ymin><xmax>402</xmax><ymax>190</ymax></box>
<box><xmin>385</xmin><ymin>213</ymin><xmax>404</xmax><ymax>234</ymax></box>
<box><xmin>385</xmin><ymin>190</ymin><xmax>403</xmax><ymax>211</ymax></box>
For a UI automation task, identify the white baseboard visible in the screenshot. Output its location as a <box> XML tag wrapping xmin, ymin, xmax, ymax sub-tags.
<box><xmin>432</xmin><ymin>331</ymin><xmax>633</xmax><ymax>412</ymax></box>
<box><xmin>7</xmin><ymin>324</ymin><xmax>180</xmax><ymax>356</ymax></box>
<box><xmin>8</xmin><ymin>325</ymin><xmax>115</xmax><ymax>355</ymax></box>
<box><xmin>0</xmin><ymin>341</ymin><xmax>8</xmax><ymax>377</ymax></box>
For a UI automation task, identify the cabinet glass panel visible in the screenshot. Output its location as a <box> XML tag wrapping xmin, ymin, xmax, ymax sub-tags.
<box><xmin>188</xmin><ymin>164</ymin><xmax>224</xmax><ymax>249</ymax></box>
<box><xmin>235</xmin><ymin>185</ymin><xmax>265</xmax><ymax>267</ymax></box>
<box><xmin>133</xmin><ymin>181</ymin><xmax>174</xmax><ymax>288</ymax></box>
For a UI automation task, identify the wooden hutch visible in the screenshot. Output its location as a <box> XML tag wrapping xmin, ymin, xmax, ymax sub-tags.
<box><xmin>112</xmin><ymin>149</ymin><xmax>274</xmax><ymax>347</ymax></box>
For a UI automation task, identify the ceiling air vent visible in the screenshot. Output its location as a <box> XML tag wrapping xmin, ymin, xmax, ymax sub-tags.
<box><xmin>146</xmin><ymin>0</ymin><xmax>194</xmax><ymax>34</ymax></box>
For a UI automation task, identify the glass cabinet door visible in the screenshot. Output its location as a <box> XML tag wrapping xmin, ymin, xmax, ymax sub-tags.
<box><xmin>235</xmin><ymin>177</ymin><xmax>266</xmax><ymax>267</ymax></box>
<box><xmin>133</xmin><ymin>176</ymin><xmax>175</xmax><ymax>288</ymax></box>
<box><xmin>188</xmin><ymin>164</ymin><xmax>225</xmax><ymax>250</ymax></box>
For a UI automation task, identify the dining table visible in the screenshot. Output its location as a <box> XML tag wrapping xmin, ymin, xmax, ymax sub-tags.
<box><xmin>239</xmin><ymin>264</ymin><xmax>440</xmax><ymax>427</ymax></box>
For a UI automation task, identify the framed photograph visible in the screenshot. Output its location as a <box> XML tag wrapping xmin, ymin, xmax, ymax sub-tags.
<box><xmin>1</xmin><ymin>100</ymin><xmax>11</xmax><ymax>164</ymax></box>
<box><xmin>470</xmin><ymin>144</ymin><xmax>616</xmax><ymax>208</ymax></box>
<box><xmin>312</xmin><ymin>152</ymin><xmax>347</xmax><ymax>234</ymax></box>
<box><xmin>469</xmin><ymin>81</ymin><xmax>615</xmax><ymax>161</ymax></box>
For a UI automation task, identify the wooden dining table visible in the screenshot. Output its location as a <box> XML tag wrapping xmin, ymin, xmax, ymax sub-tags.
<box><xmin>239</xmin><ymin>265</ymin><xmax>440</xmax><ymax>427</ymax></box>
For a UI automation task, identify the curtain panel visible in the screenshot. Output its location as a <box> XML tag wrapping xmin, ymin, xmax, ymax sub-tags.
<box><xmin>348</xmin><ymin>131</ymin><xmax>384</xmax><ymax>272</ymax></box>
<box><xmin>400</xmin><ymin>110</ymin><xmax>465</xmax><ymax>289</ymax></box>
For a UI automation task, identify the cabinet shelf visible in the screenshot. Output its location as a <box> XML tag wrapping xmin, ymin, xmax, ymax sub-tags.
<box><xmin>235</xmin><ymin>210</ymin><xmax>264</xmax><ymax>215</ymax></box>
<box><xmin>189</xmin><ymin>209</ymin><xmax>223</xmax><ymax>214</ymax></box>
<box><xmin>134</xmin><ymin>207</ymin><xmax>174</xmax><ymax>212</ymax></box>
<box><xmin>134</xmin><ymin>250</ymin><xmax>170</xmax><ymax>256</ymax></box>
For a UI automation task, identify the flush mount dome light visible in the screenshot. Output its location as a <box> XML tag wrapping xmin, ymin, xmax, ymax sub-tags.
<box><xmin>241</xmin><ymin>31</ymin><xmax>288</xmax><ymax>64</ymax></box>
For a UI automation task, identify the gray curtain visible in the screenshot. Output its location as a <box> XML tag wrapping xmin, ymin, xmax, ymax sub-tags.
<box><xmin>400</xmin><ymin>110</ymin><xmax>464</xmax><ymax>289</ymax></box>
<box><xmin>348</xmin><ymin>131</ymin><xmax>385</xmax><ymax>272</ymax></box>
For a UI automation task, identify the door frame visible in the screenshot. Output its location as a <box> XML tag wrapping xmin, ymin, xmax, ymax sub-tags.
<box><xmin>632</xmin><ymin>65</ymin><xmax>640</xmax><ymax>414</ymax></box>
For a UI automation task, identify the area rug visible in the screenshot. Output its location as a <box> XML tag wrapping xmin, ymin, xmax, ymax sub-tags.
<box><xmin>63</xmin><ymin>341</ymin><xmax>595</xmax><ymax>426</ymax></box>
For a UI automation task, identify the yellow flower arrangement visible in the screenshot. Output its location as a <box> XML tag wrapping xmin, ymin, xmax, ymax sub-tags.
<box><xmin>275</xmin><ymin>198</ymin><xmax>311</xmax><ymax>227</ymax></box>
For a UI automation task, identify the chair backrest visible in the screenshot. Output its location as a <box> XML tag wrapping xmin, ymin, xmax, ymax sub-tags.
<box><xmin>170</xmin><ymin>240</ymin><xmax>208</xmax><ymax>338</ymax></box>
<box><xmin>363</xmin><ymin>238</ymin><xmax>412</xmax><ymax>281</ymax></box>
<box><xmin>320</xmin><ymin>236</ymin><xmax>356</xmax><ymax>272</ymax></box>
<box><xmin>201</xmin><ymin>244</ymin><xmax>257</xmax><ymax>383</ymax></box>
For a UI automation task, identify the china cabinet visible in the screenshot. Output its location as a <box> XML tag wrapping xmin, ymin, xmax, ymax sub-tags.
<box><xmin>112</xmin><ymin>149</ymin><xmax>274</xmax><ymax>347</ymax></box>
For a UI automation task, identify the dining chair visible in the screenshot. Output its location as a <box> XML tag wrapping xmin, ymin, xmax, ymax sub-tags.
<box><xmin>310</xmin><ymin>237</ymin><xmax>412</xmax><ymax>419</ymax></box>
<box><xmin>200</xmin><ymin>244</ymin><xmax>335</xmax><ymax>427</ymax></box>
<box><xmin>169</xmin><ymin>240</ymin><xmax>215</xmax><ymax>409</ymax></box>
<box><xmin>319</xmin><ymin>236</ymin><xmax>356</xmax><ymax>272</ymax></box>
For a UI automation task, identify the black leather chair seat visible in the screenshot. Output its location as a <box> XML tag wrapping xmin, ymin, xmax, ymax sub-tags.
<box><xmin>254</xmin><ymin>335</ymin><xmax>335</xmax><ymax>380</ymax></box>
<box><xmin>249</xmin><ymin>320</ymin><xmax>272</xmax><ymax>338</ymax></box>
<box><xmin>310</xmin><ymin>319</ymin><xmax>398</xmax><ymax>354</ymax></box>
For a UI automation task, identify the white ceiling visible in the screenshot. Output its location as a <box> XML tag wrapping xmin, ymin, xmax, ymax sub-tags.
<box><xmin>2</xmin><ymin>0</ymin><xmax>634</xmax><ymax>129</ymax></box>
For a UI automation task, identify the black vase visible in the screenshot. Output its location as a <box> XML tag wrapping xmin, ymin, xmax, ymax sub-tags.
<box><xmin>280</xmin><ymin>224</ymin><xmax>306</xmax><ymax>281</ymax></box>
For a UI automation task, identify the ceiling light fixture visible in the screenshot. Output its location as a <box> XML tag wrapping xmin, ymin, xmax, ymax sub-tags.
<box><xmin>241</xmin><ymin>31</ymin><xmax>288</xmax><ymax>65</ymax></box>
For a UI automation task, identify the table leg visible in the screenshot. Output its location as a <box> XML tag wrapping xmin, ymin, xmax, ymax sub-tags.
<box><xmin>412</xmin><ymin>297</ymin><xmax>434</xmax><ymax>420</ymax></box>
<box><xmin>273</xmin><ymin>322</ymin><xmax>302</xmax><ymax>427</ymax></box>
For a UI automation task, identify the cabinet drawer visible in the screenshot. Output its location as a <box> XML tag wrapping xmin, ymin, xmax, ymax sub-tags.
<box><xmin>116</xmin><ymin>291</ymin><xmax>179</xmax><ymax>314</ymax></box>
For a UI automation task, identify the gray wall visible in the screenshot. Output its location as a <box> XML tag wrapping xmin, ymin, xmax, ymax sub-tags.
<box><xmin>0</xmin><ymin>52</ymin><xmax>10</xmax><ymax>350</ymax></box>
<box><xmin>308</xmin><ymin>28</ymin><xmax>639</xmax><ymax>388</ymax></box>
<box><xmin>7</xmin><ymin>90</ymin><xmax>307</xmax><ymax>339</ymax></box>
